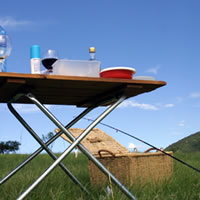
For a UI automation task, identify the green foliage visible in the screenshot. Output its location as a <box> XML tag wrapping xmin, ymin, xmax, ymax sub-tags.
<box><xmin>41</xmin><ymin>132</ymin><xmax>54</xmax><ymax>150</ymax></box>
<box><xmin>165</xmin><ymin>131</ymin><xmax>200</xmax><ymax>153</ymax></box>
<box><xmin>0</xmin><ymin>141</ymin><xmax>21</xmax><ymax>154</ymax></box>
<box><xmin>0</xmin><ymin>152</ymin><xmax>200</xmax><ymax>199</ymax></box>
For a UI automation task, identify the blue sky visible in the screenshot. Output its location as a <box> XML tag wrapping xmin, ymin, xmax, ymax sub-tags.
<box><xmin>1</xmin><ymin>0</ymin><xmax>200</xmax><ymax>154</ymax></box>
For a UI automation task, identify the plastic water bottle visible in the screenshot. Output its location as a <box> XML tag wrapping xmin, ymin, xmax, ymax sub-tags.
<box><xmin>0</xmin><ymin>26</ymin><xmax>12</xmax><ymax>72</ymax></box>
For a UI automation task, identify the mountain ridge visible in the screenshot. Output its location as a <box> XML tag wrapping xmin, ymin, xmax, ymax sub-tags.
<box><xmin>165</xmin><ymin>131</ymin><xmax>200</xmax><ymax>153</ymax></box>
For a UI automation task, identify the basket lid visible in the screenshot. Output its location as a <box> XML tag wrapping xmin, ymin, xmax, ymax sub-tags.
<box><xmin>55</xmin><ymin>128</ymin><xmax>129</xmax><ymax>157</ymax></box>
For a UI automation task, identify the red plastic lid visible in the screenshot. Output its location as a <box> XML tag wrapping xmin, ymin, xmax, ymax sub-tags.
<box><xmin>100</xmin><ymin>67</ymin><xmax>136</xmax><ymax>79</ymax></box>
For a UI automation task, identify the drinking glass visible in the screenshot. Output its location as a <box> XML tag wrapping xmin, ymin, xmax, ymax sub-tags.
<box><xmin>0</xmin><ymin>26</ymin><xmax>12</xmax><ymax>72</ymax></box>
<box><xmin>42</xmin><ymin>49</ymin><xmax>58</xmax><ymax>73</ymax></box>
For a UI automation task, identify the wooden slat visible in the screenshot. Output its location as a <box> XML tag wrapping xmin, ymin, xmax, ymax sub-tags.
<box><xmin>7</xmin><ymin>78</ymin><xmax>26</xmax><ymax>84</ymax></box>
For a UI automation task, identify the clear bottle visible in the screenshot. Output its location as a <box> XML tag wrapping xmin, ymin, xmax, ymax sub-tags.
<box><xmin>88</xmin><ymin>46</ymin><xmax>101</xmax><ymax>77</ymax></box>
<box><xmin>89</xmin><ymin>47</ymin><xmax>96</xmax><ymax>61</ymax></box>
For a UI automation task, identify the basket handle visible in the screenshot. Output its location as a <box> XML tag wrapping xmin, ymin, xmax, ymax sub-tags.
<box><xmin>144</xmin><ymin>147</ymin><xmax>158</xmax><ymax>153</ymax></box>
<box><xmin>98</xmin><ymin>149</ymin><xmax>116</xmax><ymax>158</ymax></box>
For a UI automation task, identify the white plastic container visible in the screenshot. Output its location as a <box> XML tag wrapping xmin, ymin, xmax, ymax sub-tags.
<box><xmin>30</xmin><ymin>58</ymin><xmax>41</xmax><ymax>74</ymax></box>
<box><xmin>52</xmin><ymin>59</ymin><xmax>101</xmax><ymax>77</ymax></box>
<box><xmin>30</xmin><ymin>45</ymin><xmax>41</xmax><ymax>74</ymax></box>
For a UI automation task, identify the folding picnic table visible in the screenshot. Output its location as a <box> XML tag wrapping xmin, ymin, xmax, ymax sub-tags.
<box><xmin>0</xmin><ymin>72</ymin><xmax>166</xmax><ymax>200</ymax></box>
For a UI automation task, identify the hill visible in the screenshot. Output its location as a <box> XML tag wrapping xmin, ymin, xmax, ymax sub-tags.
<box><xmin>165</xmin><ymin>131</ymin><xmax>200</xmax><ymax>153</ymax></box>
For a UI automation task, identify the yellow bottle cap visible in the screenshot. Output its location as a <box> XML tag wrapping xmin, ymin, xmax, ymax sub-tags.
<box><xmin>89</xmin><ymin>47</ymin><xmax>96</xmax><ymax>53</ymax></box>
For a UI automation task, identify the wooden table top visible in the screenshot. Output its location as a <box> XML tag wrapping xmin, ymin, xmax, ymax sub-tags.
<box><xmin>0</xmin><ymin>72</ymin><xmax>166</xmax><ymax>107</ymax></box>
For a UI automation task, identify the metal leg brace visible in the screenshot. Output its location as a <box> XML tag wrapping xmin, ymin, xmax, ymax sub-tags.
<box><xmin>3</xmin><ymin>92</ymin><xmax>137</xmax><ymax>200</ymax></box>
<box><xmin>6</xmin><ymin>102</ymin><xmax>91</xmax><ymax>195</ymax></box>
<box><xmin>16</xmin><ymin>93</ymin><xmax>137</xmax><ymax>200</ymax></box>
<box><xmin>0</xmin><ymin>105</ymin><xmax>94</xmax><ymax>186</ymax></box>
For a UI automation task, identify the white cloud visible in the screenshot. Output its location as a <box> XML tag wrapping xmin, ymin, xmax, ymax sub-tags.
<box><xmin>128</xmin><ymin>142</ymin><xmax>136</xmax><ymax>149</ymax></box>
<box><xmin>178</xmin><ymin>120</ymin><xmax>185</xmax><ymax>127</ymax></box>
<box><xmin>127</xmin><ymin>143</ymin><xmax>138</xmax><ymax>152</ymax></box>
<box><xmin>145</xmin><ymin>65</ymin><xmax>160</xmax><ymax>75</ymax></box>
<box><xmin>119</xmin><ymin>100</ymin><xmax>158</xmax><ymax>110</ymax></box>
<box><xmin>13</xmin><ymin>104</ymin><xmax>53</xmax><ymax>113</ymax></box>
<box><xmin>164</xmin><ymin>104</ymin><xmax>174</xmax><ymax>108</ymax></box>
<box><xmin>190</xmin><ymin>92</ymin><xmax>200</xmax><ymax>98</ymax></box>
<box><xmin>119</xmin><ymin>100</ymin><xmax>175</xmax><ymax>110</ymax></box>
<box><xmin>0</xmin><ymin>16</ymin><xmax>33</xmax><ymax>28</ymax></box>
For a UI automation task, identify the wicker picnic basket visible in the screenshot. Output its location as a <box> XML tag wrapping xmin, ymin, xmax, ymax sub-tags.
<box><xmin>58</xmin><ymin>128</ymin><xmax>173</xmax><ymax>186</ymax></box>
<box><xmin>88</xmin><ymin>150</ymin><xmax>173</xmax><ymax>185</ymax></box>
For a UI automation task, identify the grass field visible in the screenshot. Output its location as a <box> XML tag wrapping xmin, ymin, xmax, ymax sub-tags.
<box><xmin>0</xmin><ymin>152</ymin><xmax>200</xmax><ymax>200</ymax></box>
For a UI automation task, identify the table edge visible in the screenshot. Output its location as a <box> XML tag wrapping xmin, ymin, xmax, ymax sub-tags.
<box><xmin>0</xmin><ymin>72</ymin><xmax>167</xmax><ymax>86</ymax></box>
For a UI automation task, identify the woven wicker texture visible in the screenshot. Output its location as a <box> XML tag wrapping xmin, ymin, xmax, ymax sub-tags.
<box><xmin>88</xmin><ymin>152</ymin><xmax>173</xmax><ymax>185</ymax></box>
<box><xmin>57</xmin><ymin>128</ymin><xmax>129</xmax><ymax>156</ymax></box>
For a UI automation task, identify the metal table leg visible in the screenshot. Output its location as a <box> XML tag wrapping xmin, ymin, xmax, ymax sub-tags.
<box><xmin>5</xmin><ymin>103</ymin><xmax>90</xmax><ymax>195</ymax></box>
<box><xmin>17</xmin><ymin>94</ymin><xmax>136</xmax><ymax>200</ymax></box>
<box><xmin>0</xmin><ymin>105</ymin><xmax>94</xmax><ymax>186</ymax></box>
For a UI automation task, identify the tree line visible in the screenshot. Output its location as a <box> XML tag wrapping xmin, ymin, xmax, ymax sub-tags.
<box><xmin>0</xmin><ymin>141</ymin><xmax>21</xmax><ymax>154</ymax></box>
<box><xmin>0</xmin><ymin>132</ymin><xmax>54</xmax><ymax>154</ymax></box>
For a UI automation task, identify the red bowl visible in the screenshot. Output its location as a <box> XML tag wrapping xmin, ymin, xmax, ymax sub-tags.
<box><xmin>100</xmin><ymin>67</ymin><xmax>136</xmax><ymax>79</ymax></box>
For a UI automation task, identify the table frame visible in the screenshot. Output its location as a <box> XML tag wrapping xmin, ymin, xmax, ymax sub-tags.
<box><xmin>0</xmin><ymin>73</ymin><xmax>166</xmax><ymax>200</ymax></box>
<box><xmin>2</xmin><ymin>92</ymin><xmax>137</xmax><ymax>200</ymax></box>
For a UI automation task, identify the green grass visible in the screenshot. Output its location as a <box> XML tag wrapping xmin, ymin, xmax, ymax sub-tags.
<box><xmin>0</xmin><ymin>152</ymin><xmax>200</xmax><ymax>200</ymax></box>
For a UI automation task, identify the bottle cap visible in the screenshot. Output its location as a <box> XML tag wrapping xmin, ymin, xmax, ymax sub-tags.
<box><xmin>89</xmin><ymin>47</ymin><xmax>96</xmax><ymax>53</ymax></box>
<box><xmin>30</xmin><ymin>45</ymin><xmax>40</xmax><ymax>58</ymax></box>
